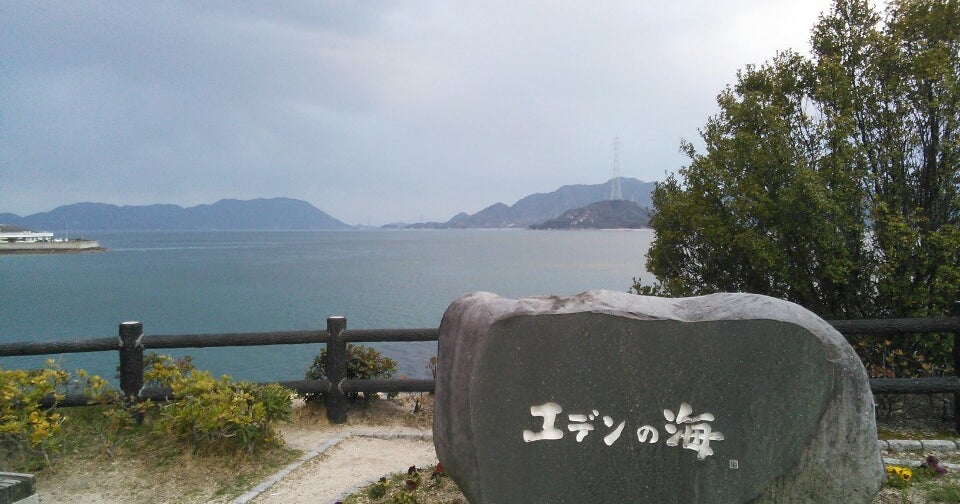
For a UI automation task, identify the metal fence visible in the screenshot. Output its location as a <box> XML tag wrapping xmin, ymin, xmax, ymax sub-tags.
<box><xmin>0</xmin><ymin>317</ymin><xmax>436</xmax><ymax>424</ymax></box>
<box><xmin>1</xmin><ymin>315</ymin><xmax>959</xmax><ymax>427</ymax></box>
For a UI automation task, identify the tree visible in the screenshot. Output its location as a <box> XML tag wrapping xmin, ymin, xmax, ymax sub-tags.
<box><xmin>638</xmin><ymin>0</ymin><xmax>959</xmax><ymax>325</ymax></box>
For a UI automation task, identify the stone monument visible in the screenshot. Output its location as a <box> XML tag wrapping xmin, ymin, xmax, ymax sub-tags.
<box><xmin>433</xmin><ymin>290</ymin><xmax>883</xmax><ymax>503</ymax></box>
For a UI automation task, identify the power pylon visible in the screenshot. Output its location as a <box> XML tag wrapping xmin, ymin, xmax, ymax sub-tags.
<box><xmin>610</xmin><ymin>137</ymin><xmax>623</xmax><ymax>200</ymax></box>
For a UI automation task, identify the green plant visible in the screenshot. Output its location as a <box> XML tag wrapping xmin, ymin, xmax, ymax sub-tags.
<box><xmin>302</xmin><ymin>344</ymin><xmax>397</xmax><ymax>403</ymax></box>
<box><xmin>145</xmin><ymin>355</ymin><xmax>292</xmax><ymax>454</ymax></box>
<box><xmin>929</xmin><ymin>485</ymin><xmax>960</xmax><ymax>503</ymax></box>
<box><xmin>636</xmin><ymin>0</ymin><xmax>960</xmax><ymax>369</ymax></box>
<box><xmin>0</xmin><ymin>360</ymin><xmax>70</xmax><ymax>469</ymax></box>
<box><xmin>369</xmin><ymin>477</ymin><xmax>390</xmax><ymax>498</ymax></box>
<box><xmin>854</xmin><ymin>336</ymin><xmax>952</xmax><ymax>378</ymax></box>
<box><xmin>392</xmin><ymin>491</ymin><xmax>419</xmax><ymax>504</ymax></box>
<box><xmin>345</xmin><ymin>464</ymin><xmax>459</xmax><ymax>504</ymax></box>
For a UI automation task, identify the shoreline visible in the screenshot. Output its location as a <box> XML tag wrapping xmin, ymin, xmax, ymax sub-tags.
<box><xmin>0</xmin><ymin>241</ymin><xmax>106</xmax><ymax>255</ymax></box>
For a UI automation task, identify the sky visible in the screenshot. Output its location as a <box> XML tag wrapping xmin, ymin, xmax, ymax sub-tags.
<box><xmin>1</xmin><ymin>0</ymin><xmax>840</xmax><ymax>226</ymax></box>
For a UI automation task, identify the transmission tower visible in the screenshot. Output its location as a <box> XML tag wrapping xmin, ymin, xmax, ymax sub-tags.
<box><xmin>610</xmin><ymin>136</ymin><xmax>623</xmax><ymax>200</ymax></box>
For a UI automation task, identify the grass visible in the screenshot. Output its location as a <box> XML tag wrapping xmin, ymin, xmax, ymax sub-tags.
<box><xmin>876</xmin><ymin>462</ymin><xmax>960</xmax><ymax>504</ymax></box>
<box><xmin>18</xmin><ymin>404</ymin><xmax>300</xmax><ymax>504</ymax></box>
<box><xmin>343</xmin><ymin>464</ymin><xmax>465</xmax><ymax>504</ymax></box>
<box><xmin>878</xmin><ymin>427</ymin><xmax>958</xmax><ymax>440</ymax></box>
<box><xmin>929</xmin><ymin>485</ymin><xmax>960</xmax><ymax>502</ymax></box>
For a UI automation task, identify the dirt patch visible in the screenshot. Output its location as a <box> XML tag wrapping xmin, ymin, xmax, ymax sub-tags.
<box><xmin>250</xmin><ymin>437</ymin><xmax>437</xmax><ymax>504</ymax></box>
<box><xmin>33</xmin><ymin>395</ymin><xmax>434</xmax><ymax>504</ymax></box>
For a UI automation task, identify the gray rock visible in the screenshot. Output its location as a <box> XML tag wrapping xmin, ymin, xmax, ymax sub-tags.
<box><xmin>921</xmin><ymin>439</ymin><xmax>957</xmax><ymax>451</ymax></box>
<box><xmin>433</xmin><ymin>291</ymin><xmax>884</xmax><ymax>503</ymax></box>
<box><xmin>887</xmin><ymin>439</ymin><xmax>923</xmax><ymax>452</ymax></box>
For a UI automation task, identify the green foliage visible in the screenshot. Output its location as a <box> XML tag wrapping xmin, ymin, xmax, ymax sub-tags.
<box><xmin>303</xmin><ymin>344</ymin><xmax>398</xmax><ymax>403</ymax></box>
<box><xmin>348</xmin><ymin>464</ymin><xmax>458</xmax><ymax>504</ymax></box>
<box><xmin>392</xmin><ymin>491</ymin><xmax>419</xmax><ymax>504</ymax></box>
<box><xmin>369</xmin><ymin>477</ymin><xmax>391</xmax><ymax>498</ymax></box>
<box><xmin>0</xmin><ymin>355</ymin><xmax>294</xmax><ymax>471</ymax></box>
<box><xmin>0</xmin><ymin>360</ymin><xmax>116</xmax><ymax>470</ymax></box>
<box><xmin>638</xmin><ymin>0</ymin><xmax>960</xmax><ymax>374</ymax></box>
<box><xmin>854</xmin><ymin>334</ymin><xmax>953</xmax><ymax>377</ymax></box>
<box><xmin>930</xmin><ymin>485</ymin><xmax>960</xmax><ymax>503</ymax></box>
<box><xmin>0</xmin><ymin>360</ymin><xmax>69</xmax><ymax>469</ymax></box>
<box><xmin>144</xmin><ymin>355</ymin><xmax>292</xmax><ymax>454</ymax></box>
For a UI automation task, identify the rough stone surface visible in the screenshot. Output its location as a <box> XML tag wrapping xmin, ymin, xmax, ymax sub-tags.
<box><xmin>0</xmin><ymin>473</ymin><xmax>35</xmax><ymax>504</ymax></box>
<box><xmin>887</xmin><ymin>439</ymin><xmax>923</xmax><ymax>452</ymax></box>
<box><xmin>433</xmin><ymin>291</ymin><xmax>884</xmax><ymax>504</ymax></box>
<box><xmin>921</xmin><ymin>439</ymin><xmax>957</xmax><ymax>451</ymax></box>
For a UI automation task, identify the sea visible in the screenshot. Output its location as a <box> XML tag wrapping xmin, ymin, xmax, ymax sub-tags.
<box><xmin>0</xmin><ymin>229</ymin><xmax>655</xmax><ymax>382</ymax></box>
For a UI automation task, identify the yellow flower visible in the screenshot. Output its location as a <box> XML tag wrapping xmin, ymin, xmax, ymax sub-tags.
<box><xmin>900</xmin><ymin>468</ymin><xmax>912</xmax><ymax>481</ymax></box>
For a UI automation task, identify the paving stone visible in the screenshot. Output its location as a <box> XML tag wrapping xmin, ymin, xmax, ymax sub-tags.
<box><xmin>921</xmin><ymin>439</ymin><xmax>958</xmax><ymax>451</ymax></box>
<box><xmin>886</xmin><ymin>439</ymin><xmax>923</xmax><ymax>451</ymax></box>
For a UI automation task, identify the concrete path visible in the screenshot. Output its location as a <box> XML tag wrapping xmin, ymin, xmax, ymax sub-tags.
<box><xmin>234</xmin><ymin>428</ymin><xmax>436</xmax><ymax>504</ymax></box>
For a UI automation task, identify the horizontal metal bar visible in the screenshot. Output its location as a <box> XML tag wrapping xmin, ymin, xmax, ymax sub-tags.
<box><xmin>829</xmin><ymin>317</ymin><xmax>960</xmax><ymax>335</ymax></box>
<box><xmin>38</xmin><ymin>392</ymin><xmax>98</xmax><ymax>408</ymax></box>
<box><xmin>0</xmin><ymin>337</ymin><xmax>117</xmax><ymax>357</ymax></box>
<box><xmin>341</xmin><ymin>328</ymin><xmax>439</xmax><ymax>343</ymax></box>
<box><xmin>4</xmin><ymin>316</ymin><xmax>955</xmax><ymax>361</ymax></box>
<box><xmin>144</xmin><ymin>330</ymin><xmax>328</xmax><ymax>349</ymax></box>
<box><xmin>870</xmin><ymin>377</ymin><xmax>960</xmax><ymax>394</ymax></box>
<box><xmin>140</xmin><ymin>387</ymin><xmax>175</xmax><ymax>402</ymax></box>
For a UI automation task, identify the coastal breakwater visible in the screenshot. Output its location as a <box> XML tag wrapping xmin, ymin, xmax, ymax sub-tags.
<box><xmin>0</xmin><ymin>240</ymin><xmax>105</xmax><ymax>254</ymax></box>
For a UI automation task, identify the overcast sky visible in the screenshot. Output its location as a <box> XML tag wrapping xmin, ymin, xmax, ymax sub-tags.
<box><xmin>2</xmin><ymin>0</ymin><xmax>839</xmax><ymax>225</ymax></box>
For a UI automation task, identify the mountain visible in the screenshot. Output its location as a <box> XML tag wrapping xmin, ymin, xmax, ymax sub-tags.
<box><xmin>0</xmin><ymin>198</ymin><xmax>351</xmax><ymax>231</ymax></box>
<box><xmin>405</xmin><ymin>177</ymin><xmax>655</xmax><ymax>229</ymax></box>
<box><xmin>530</xmin><ymin>199</ymin><xmax>651</xmax><ymax>230</ymax></box>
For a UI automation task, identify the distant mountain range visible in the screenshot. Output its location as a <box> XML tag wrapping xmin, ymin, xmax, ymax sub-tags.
<box><xmin>1</xmin><ymin>178</ymin><xmax>657</xmax><ymax>232</ymax></box>
<box><xmin>398</xmin><ymin>177</ymin><xmax>655</xmax><ymax>229</ymax></box>
<box><xmin>0</xmin><ymin>198</ymin><xmax>351</xmax><ymax>231</ymax></box>
<box><xmin>530</xmin><ymin>199</ymin><xmax>651</xmax><ymax>230</ymax></box>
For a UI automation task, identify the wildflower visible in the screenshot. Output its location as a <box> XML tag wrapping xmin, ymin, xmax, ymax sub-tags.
<box><xmin>923</xmin><ymin>455</ymin><xmax>948</xmax><ymax>477</ymax></box>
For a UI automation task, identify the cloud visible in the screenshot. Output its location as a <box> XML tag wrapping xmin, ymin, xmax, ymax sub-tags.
<box><xmin>1</xmin><ymin>0</ymin><xmax>835</xmax><ymax>224</ymax></box>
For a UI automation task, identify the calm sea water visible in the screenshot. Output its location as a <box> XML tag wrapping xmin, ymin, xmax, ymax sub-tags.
<box><xmin>0</xmin><ymin>229</ymin><xmax>655</xmax><ymax>382</ymax></box>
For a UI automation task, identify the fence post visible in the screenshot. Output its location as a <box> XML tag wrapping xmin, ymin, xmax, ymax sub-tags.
<box><xmin>325</xmin><ymin>316</ymin><xmax>348</xmax><ymax>424</ymax></box>
<box><xmin>119</xmin><ymin>321</ymin><xmax>144</xmax><ymax>422</ymax></box>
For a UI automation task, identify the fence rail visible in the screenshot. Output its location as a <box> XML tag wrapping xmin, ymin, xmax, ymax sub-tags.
<box><xmin>3</xmin><ymin>315</ymin><xmax>959</xmax><ymax>427</ymax></box>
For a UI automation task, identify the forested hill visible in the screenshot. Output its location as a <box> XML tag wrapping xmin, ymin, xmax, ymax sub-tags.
<box><xmin>530</xmin><ymin>200</ymin><xmax>651</xmax><ymax>230</ymax></box>
<box><xmin>404</xmin><ymin>177</ymin><xmax>654</xmax><ymax>229</ymax></box>
<box><xmin>0</xmin><ymin>198</ymin><xmax>351</xmax><ymax>231</ymax></box>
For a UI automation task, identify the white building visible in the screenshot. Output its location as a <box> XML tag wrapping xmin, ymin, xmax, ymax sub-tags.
<box><xmin>0</xmin><ymin>231</ymin><xmax>55</xmax><ymax>243</ymax></box>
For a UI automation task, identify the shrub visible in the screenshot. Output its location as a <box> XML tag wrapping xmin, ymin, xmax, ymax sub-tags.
<box><xmin>303</xmin><ymin>344</ymin><xmax>397</xmax><ymax>403</ymax></box>
<box><xmin>145</xmin><ymin>355</ymin><xmax>292</xmax><ymax>454</ymax></box>
<box><xmin>0</xmin><ymin>360</ymin><xmax>71</xmax><ymax>469</ymax></box>
<box><xmin>0</xmin><ymin>360</ymin><xmax>113</xmax><ymax>470</ymax></box>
